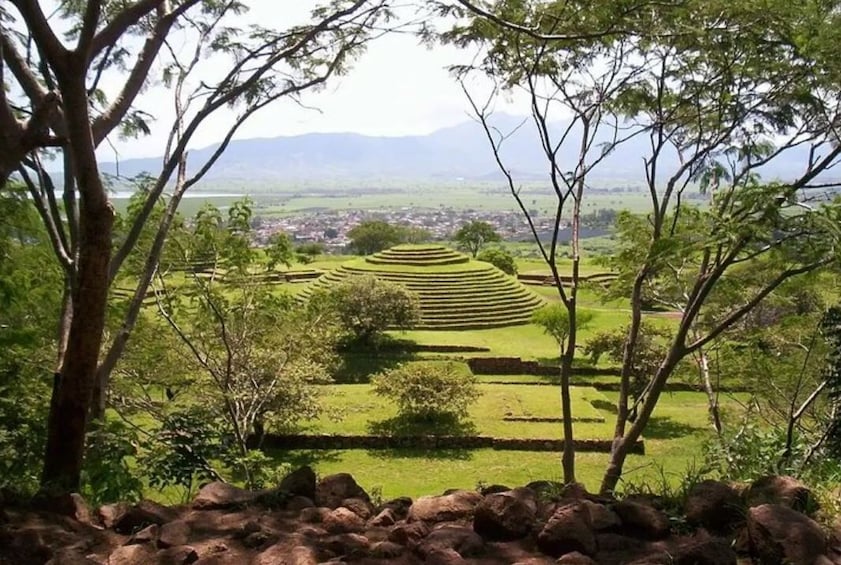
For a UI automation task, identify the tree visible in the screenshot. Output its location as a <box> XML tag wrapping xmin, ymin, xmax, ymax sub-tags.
<box><xmin>154</xmin><ymin>203</ymin><xmax>340</xmax><ymax>489</ymax></box>
<box><xmin>532</xmin><ymin>304</ymin><xmax>593</xmax><ymax>354</ymax></box>
<box><xmin>372</xmin><ymin>362</ymin><xmax>480</xmax><ymax>422</ymax></box>
<box><xmin>477</xmin><ymin>247</ymin><xmax>518</xmax><ymax>275</ymax></box>
<box><xmin>1</xmin><ymin>0</ymin><xmax>391</xmax><ymax>493</ymax></box>
<box><xmin>266</xmin><ymin>232</ymin><xmax>294</xmax><ymax>271</ymax></box>
<box><xmin>454</xmin><ymin>221</ymin><xmax>501</xmax><ymax>258</ymax></box>
<box><xmin>311</xmin><ymin>275</ymin><xmax>420</xmax><ymax>346</ymax></box>
<box><xmin>348</xmin><ymin>221</ymin><xmax>405</xmax><ymax>255</ymax></box>
<box><xmin>449</xmin><ymin>0</ymin><xmax>841</xmax><ymax>492</ymax></box>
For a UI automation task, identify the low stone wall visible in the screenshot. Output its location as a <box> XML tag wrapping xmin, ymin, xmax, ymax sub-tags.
<box><xmin>467</xmin><ymin>357</ymin><xmax>620</xmax><ymax>376</ymax></box>
<box><xmin>502</xmin><ymin>416</ymin><xmax>606</xmax><ymax>423</ymax></box>
<box><xmin>256</xmin><ymin>433</ymin><xmax>644</xmax><ymax>454</ymax></box>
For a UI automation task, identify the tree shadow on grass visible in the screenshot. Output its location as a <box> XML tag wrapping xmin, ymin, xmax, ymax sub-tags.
<box><xmin>334</xmin><ymin>339</ymin><xmax>417</xmax><ymax>384</ymax></box>
<box><xmin>643</xmin><ymin>417</ymin><xmax>703</xmax><ymax>440</ymax></box>
<box><xmin>263</xmin><ymin>448</ymin><xmax>343</xmax><ymax>468</ymax></box>
<box><xmin>364</xmin><ymin>414</ymin><xmax>477</xmax><ymax>461</ymax></box>
<box><xmin>366</xmin><ymin>446</ymin><xmax>475</xmax><ymax>461</ymax></box>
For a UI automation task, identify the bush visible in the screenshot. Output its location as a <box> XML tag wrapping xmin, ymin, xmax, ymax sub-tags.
<box><xmin>477</xmin><ymin>247</ymin><xmax>518</xmax><ymax>275</ymax></box>
<box><xmin>311</xmin><ymin>275</ymin><xmax>420</xmax><ymax>345</ymax></box>
<box><xmin>372</xmin><ymin>362</ymin><xmax>480</xmax><ymax>421</ymax></box>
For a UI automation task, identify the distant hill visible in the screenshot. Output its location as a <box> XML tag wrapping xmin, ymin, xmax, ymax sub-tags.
<box><xmin>97</xmin><ymin>114</ymin><xmax>823</xmax><ymax>185</ymax></box>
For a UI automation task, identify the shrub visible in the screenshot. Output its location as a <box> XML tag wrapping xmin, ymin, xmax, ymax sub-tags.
<box><xmin>372</xmin><ymin>362</ymin><xmax>480</xmax><ymax>421</ymax></box>
<box><xmin>477</xmin><ymin>247</ymin><xmax>518</xmax><ymax>275</ymax></box>
<box><xmin>311</xmin><ymin>275</ymin><xmax>420</xmax><ymax>345</ymax></box>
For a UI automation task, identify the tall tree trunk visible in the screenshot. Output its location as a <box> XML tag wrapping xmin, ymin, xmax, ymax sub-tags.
<box><xmin>40</xmin><ymin>77</ymin><xmax>113</xmax><ymax>494</ymax></box>
<box><xmin>560</xmin><ymin>330</ymin><xmax>576</xmax><ymax>483</ymax></box>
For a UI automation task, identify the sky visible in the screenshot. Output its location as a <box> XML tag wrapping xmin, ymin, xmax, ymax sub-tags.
<box><xmin>95</xmin><ymin>1</ymin><xmax>529</xmax><ymax>161</ymax></box>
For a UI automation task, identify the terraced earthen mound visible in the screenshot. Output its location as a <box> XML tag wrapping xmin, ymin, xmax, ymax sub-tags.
<box><xmin>301</xmin><ymin>244</ymin><xmax>544</xmax><ymax>330</ymax></box>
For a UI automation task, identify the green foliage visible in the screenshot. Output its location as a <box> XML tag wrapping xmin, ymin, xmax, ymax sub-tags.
<box><xmin>372</xmin><ymin>362</ymin><xmax>480</xmax><ymax>421</ymax></box>
<box><xmin>477</xmin><ymin>247</ymin><xmax>518</xmax><ymax>275</ymax></box>
<box><xmin>531</xmin><ymin>304</ymin><xmax>594</xmax><ymax>349</ymax></box>
<box><xmin>296</xmin><ymin>242</ymin><xmax>325</xmax><ymax>264</ymax></box>
<box><xmin>703</xmin><ymin>424</ymin><xmax>805</xmax><ymax>482</ymax></box>
<box><xmin>140</xmin><ymin>410</ymin><xmax>223</xmax><ymax>502</ymax></box>
<box><xmin>454</xmin><ymin>221</ymin><xmax>501</xmax><ymax>258</ymax></box>
<box><xmin>348</xmin><ymin>220</ymin><xmax>405</xmax><ymax>255</ymax></box>
<box><xmin>266</xmin><ymin>232</ymin><xmax>294</xmax><ymax>271</ymax></box>
<box><xmin>81</xmin><ymin>420</ymin><xmax>144</xmax><ymax>506</ymax></box>
<box><xmin>311</xmin><ymin>275</ymin><xmax>420</xmax><ymax>346</ymax></box>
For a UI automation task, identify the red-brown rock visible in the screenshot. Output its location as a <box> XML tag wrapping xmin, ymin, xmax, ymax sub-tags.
<box><xmin>314</xmin><ymin>474</ymin><xmax>369</xmax><ymax>510</ymax></box>
<box><xmin>279</xmin><ymin>466</ymin><xmax>317</xmax><ymax>500</ymax></box>
<box><xmin>323</xmin><ymin>507</ymin><xmax>366</xmax><ymax>534</ymax></box>
<box><xmin>418</xmin><ymin>524</ymin><xmax>484</xmax><ymax>558</ymax></box>
<box><xmin>408</xmin><ymin>490</ymin><xmax>483</xmax><ymax>523</ymax></box>
<box><xmin>684</xmin><ymin>480</ymin><xmax>744</xmax><ymax>534</ymax></box>
<box><xmin>192</xmin><ymin>482</ymin><xmax>256</xmax><ymax>510</ymax></box>
<box><xmin>107</xmin><ymin>544</ymin><xmax>157</xmax><ymax>565</ymax></box>
<box><xmin>556</xmin><ymin>552</ymin><xmax>598</xmax><ymax>564</ymax></box>
<box><xmin>747</xmin><ymin>503</ymin><xmax>826</xmax><ymax>565</ymax></box>
<box><xmin>745</xmin><ymin>475</ymin><xmax>817</xmax><ymax>513</ymax></box>
<box><xmin>113</xmin><ymin>500</ymin><xmax>178</xmax><ymax>534</ymax></box>
<box><xmin>614</xmin><ymin>499</ymin><xmax>670</xmax><ymax>539</ymax></box>
<box><xmin>388</xmin><ymin>521</ymin><xmax>431</xmax><ymax>547</ymax></box>
<box><xmin>157</xmin><ymin>545</ymin><xmax>199</xmax><ymax>565</ymax></box>
<box><xmin>472</xmin><ymin>490</ymin><xmax>537</xmax><ymax>540</ymax></box>
<box><xmin>536</xmin><ymin>502</ymin><xmax>596</xmax><ymax>558</ymax></box>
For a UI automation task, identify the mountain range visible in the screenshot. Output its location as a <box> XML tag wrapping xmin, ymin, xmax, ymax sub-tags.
<box><xmin>97</xmin><ymin>114</ymin><xmax>823</xmax><ymax>186</ymax></box>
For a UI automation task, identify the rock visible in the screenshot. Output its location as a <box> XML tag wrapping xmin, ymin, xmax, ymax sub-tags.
<box><xmin>45</xmin><ymin>549</ymin><xmax>102</xmax><ymax>565</ymax></box>
<box><xmin>193</xmin><ymin>482</ymin><xmax>257</xmax><ymax>510</ymax></box>
<box><xmin>285</xmin><ymin>496</ymin><xmax>315</xmax><ymax>512</ymax></box>
<box><xmin>157</xmin><ymin>545</ymin><xmax>199</xmax><ymax>565</ymax></box>
<box><xmin>382</xmin><ymin>496</ymin><xmax>413</xmax><ymax>520</ymax></box>
<box><xmin>341</xmin><ymin>497</ymin><xmax>374</xmax><ymax>520</ymax></box>
<box><xmin>418</xmin><ymin>524</ymin><xmax>484</xmax><ymax>558</ymax></box>
<box><xmin>425</xmin><ymin>548</ymin><xmax>466</xmax><ymax>565</ymax></box>
<box><xmin>322</xmin><ymin>532</ymin><xmax>370</xmax><ymax>558</ymax></box>
<box><xmin>747</xmin><ymin>503</ymin><xmax>826</xmax><ymax>565</ymax></box>
<box><xmin>107</xmin><ymin>544</ymin><xmax>157</xmax><ymax>565</ymax></box>
<box><xmin>370</xmin><ymin>540</ymin><xmax>405</xmax><ymax>558</ymax></box>
<box><xmin>315</xmin><ymin>473</ymin><xmax>369</xmax><ymax>509</ymax></box>
<box><xmin>98</xmin><ymin>503</ymin><xmax>130</xmax><ymax>529</ymax></box>
<box><xmin>524</xmin><ymin>480</ymin><xmax>565</xmax><ymax>500</ymax></box>
<box><xmin>580</xmin><ymin>499</ymin><xmax>620</xmax><ymax>531</ymax></box>
<box><xmin>473</xmin><ymin>490</ymin><xmax>537</xmax><ymax>541</ymax></box>
<box><xmin>388</xmin><ymin>521</ymin><xmax>431</xmax><ymax>547</ymax></box>
<box><xmin>408</xmin><ymin>490</ymin><xmax>483</xmax><ymax>523</ymax></box>
<box><xmin>279</xmin><ymin>466</ymin><xmax>317</xmax><ymax>500</ymax></box>
<box><xmin>252</xmin><ymin>544</ymin><xmax>318</xmax><ymax>565</ymax></box>
<box><xmin>369</xmin><ymin>507</ymin><xmax>397</xmax><ymax>527</ymax></box>
<box><xmin>745</xmin><ymin>475</ymin><xmax>817</xmax><ymax>513</ymax></box>
<box><xmin>300</xmin><ymin>506</ymin><xmax>330</xmax><ymax>524</ymax></box>
<box><xmin>674</xmin><ymin>537</ymin><xmax>738</xmax><ymax>565</ymax></box>
<box><xmin>159</xmin><ymin>520</ymin><xmax>191</xmax><ymax>549</ymax></box>
<box><xmin>242</xmin><ymin>530</ymin><xmax>276</xmax><ymax>549</ymax></box>
<box><xmin>323</xmin><ymin>507</ymin><xmax>366</xmax><ymax>534</ymax></box>
<box><xmin>536</xmin><ymin>502</ymin><xmax>596</xmax><ymax>558</ymax></box>
<box><xmin>684</xmin><ymin>480</ymin><xmax>744</xmax><ymax>534</ymax></box>
<box><xmin>614</xmin><ymin>499</ymin><xmax>670</xmax><ymax>539</ymax></box>
<box><xmin>479</xmin><ymin>484</ymin><xmax>511</xmax><ymax>495</ymax></box>
<box><xmin>125</xmin><ymin>524</ymin><xmax>159</xmax><ymax>545</ymax></box>
<box><xmin>113</xmin><ymin>500</ymin><xmax>178</xmax><ymax>534</ymax></box>
<box><xmin>556</xmin><ymin>552</ymin><xmax>598</xmax><ymax>564</ymax></box>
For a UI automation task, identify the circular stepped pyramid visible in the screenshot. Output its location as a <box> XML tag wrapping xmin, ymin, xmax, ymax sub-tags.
<box><xmin>300</xmin><ymin>244</ymin><xmax>545</xmax><ymax>330</ymax></box>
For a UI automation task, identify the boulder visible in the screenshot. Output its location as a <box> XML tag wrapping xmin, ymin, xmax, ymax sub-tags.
<box><xmin>388</xmin><ymin>521</ymin><xmax>431</xmax><ymax>547</ymax></box>
<box><xmin>425</xmin><ymin>548</ymin><xmax>466</xmax><ymax>565</ymax></box>
<box><xmin>300</xmin><ymin>507</ymin><xmax>330</xmax><ymax>524</ymax></box>
<box><xmin>580</xmin><ymin>499</ymin><xmax>620</xmax><ymax>531</ymax></box>
<box><xmin>285</xmin><ymin>496</ymin><xmax>315</xmax><ymax>512</ymax></box>
<box><xmin>322</xmin><ymin>532</ymin><xmax>370</xmax><ymax>558</ymax></box>
<box><xmin>674</xmin><ymin>537</ymin><xmax>738</xmax><ymax>565</ymax></box>
<box><xmin>192</xmin><ymin>482</ymin><xmax>256</xmax><ymax>510</ymax></box>
<box><xmin>523</xmin><ymin>481</ymin><xmax>565</xmax><ymax>500</ymax></box>
<box><xmin>684</xmin><ymin>480</ymin><xmax>744</xmax><ymax>534</ymax></box>
<box><xmin>614</xmin><ymin>499</ymin><xmax>670</xmax><ymax>539</ymax></box>
<box><xmin>98</xmin><ymin>503</ymin><xmax>130</xmax><ymax>530</ymax></box>
<box><xmin>472</xmin><ymin>489</ymin><xmax>537</xmax><ymax>540</ymax></box>
<box><xmin>252</xmin><ymin>544</ymin><xmax>318</xmax><ymax>565</ymax></box>
<box><xmin>536</xmin><ymin>502</ymin><xmax>596</xmax><ymax>558</ymax></box>
<box><xmin>113</xmin><ymin>500</ymin><xmax>178</xmax><ymax>534</ymax></box>
<box><xmin>369</xmin><ymin>508</ymin><xmax>397</xmax><ymax>527</ymax></box>
<box><xmin>418</xmin><ymin>524</ymin><xmax>484</xmax><ymax>558</ymax></box>
<box><xmin>107</xmin><ymin>544</ymin><xmax>157</xmax><ymax>565</ymax></box>
<box><xmin>556</xmin><ymin>552</ymin><xmax>598</xmax><ymax>565</ymax></box>
<box><xmin>125</xmin><ymin>524</ymin><xmax>159</xmax><ymax>546</ymax></box>
<box><xmin>315</xmin><ymin>474</ymin><xmax>369</xmax><ymax>510</ymax></box>
<box><xmin>745</xmin><ymin>475</ymin><xmax>817</xmax><ymax>513</ymax></box>
<box><xmin>279</xmin><ymin>466</ymin><xmax>317</xmax><ymax>500</ymax></box>
<box><xmin>341</xmin><ymin>497</ymin><xmax>374</xmax><ymax>520</ymax></box>
<box><xmin>159</xmin><ymin>520</ymin><xmax>191</xmax><ymax>549</ymax></box>
<box><xmin>408</xmin><ymin>490</ymin><xmax>483</xmax><ymax>523</ymax></box>
<box><xmin>747</xmin><ymin>503</ymin><xmax>826</xmax><ymax>565</ymax></box>
<box><xmin>370</xmin><ymin>540</ymin><xmax>405</xmax><ymax>558</ymax></box>
<box><xmin>157</xmin><ymin>545</ymin><xmax>199</xmax><ymax>565</ymax></box>
<box><xmin>323</xmin><ymin>507</ymin><xmax>366</xmax><ymax>534</ymax></box>
<box><xmin>381</xmin><ymin>496</ymin><xmax>413</xmax><ymax>520</ymax></box>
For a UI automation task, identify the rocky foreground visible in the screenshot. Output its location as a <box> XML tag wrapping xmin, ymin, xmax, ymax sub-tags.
<box><xmin>1</xmin><ymin>469</ymin><xmax>839</xmax><ymax>564</ymax></box>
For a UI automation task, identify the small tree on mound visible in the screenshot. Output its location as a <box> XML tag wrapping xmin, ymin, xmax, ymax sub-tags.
<box><xmin>478</xmin><ymin>247</ymin><xmax>518</xmax><ymax>275</ymax></box>
<box><xmin>372</xmin><ymin>362</ymin><xmax>480</xmax><ymax>422</ymax></box>
<box><xmin>532</xmin><ymin>304</ymin><xmax>594</xmax><ymax>353</ymax></box>
<box><xmin>454</xmin><ymin>221</ymin><xmax>501</xmax><ymax>258</ymax></box>
<box><xmin>311</xmin><ymin>275</ymin><xmax>420</xmax><ymax>346</ymax></box>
